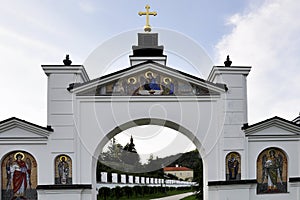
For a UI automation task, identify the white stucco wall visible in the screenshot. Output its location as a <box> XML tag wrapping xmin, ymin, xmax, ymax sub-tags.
<box><xmin>3</xmin><ymin>63</ymin><xmax>300</xmax><ymax>200</ymax></box>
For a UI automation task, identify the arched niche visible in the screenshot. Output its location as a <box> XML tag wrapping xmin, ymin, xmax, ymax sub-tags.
<box><xmin>257</xmin><ymin>147</ymin><xmax>288</xmax><ymax>194</ymax></box>
<box><xmin>1</xmin><ymin>150</ymin><xmax>37</xmax><ymax>200</ymax></box>
<box><xmin>54</xmin><ymin>154</ymin><xmax>72</xmax><ymax>185</ymax></box>
<box><xmin>225</xmin><ymin>152</ymin><xmax>241</xmax><ymax>181</ymax></box>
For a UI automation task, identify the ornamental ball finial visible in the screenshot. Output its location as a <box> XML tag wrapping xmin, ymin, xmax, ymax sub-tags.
<box><xmin>63</xmin><ymin>54</ymin><xmax>72</xmax><ymax>66</ymax></box>
<box><xmin>224</xmin><ymin>55</ymin><xmax>232</xmax><ymax>67</ymax></box>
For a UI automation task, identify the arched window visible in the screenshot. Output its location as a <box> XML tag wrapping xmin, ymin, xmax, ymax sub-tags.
<box><xmin>225</xmin><ymin>152</ymin><xmax>241</xmax><ymax>181</ymax></box>
<box><xmin>257</xmin><ymin>147</ymin><xmax>287</xmax><ymax>194</ymax></box>
<box><xmin>54</xmin><ymin>154</ymin><xmax>72</xmax><ymax>184</ymax></box>
<box><xmin>1</xmin><ymin>150</ymin><xmax>37</xmax><ymax>199</ymax></box>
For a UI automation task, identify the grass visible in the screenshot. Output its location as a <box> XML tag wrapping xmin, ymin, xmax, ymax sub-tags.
<box><xmin>98</xmin><ymin>189</ymin><xmax>194</xmax><ymax>200</ymax></box>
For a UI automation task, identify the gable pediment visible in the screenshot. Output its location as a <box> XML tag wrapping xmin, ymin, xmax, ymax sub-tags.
<box><xmin>0</xmin><ymin>117</ymin><xmax>53</xmax><ymax>144</ymax></box>
<box><xmin>244</xmin><ymin>116</ymin><xmax>300</xmax><ymax>138</ymax></box>
<box><xmin>70</xmin><ymin>61</ymin><xmax>226</xmax><ymax>96</ymax></box>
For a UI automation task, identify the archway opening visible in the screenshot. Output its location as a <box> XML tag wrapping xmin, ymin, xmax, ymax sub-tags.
<box><xmin>94</xmin><ymin>122</ymin><xmax>204</xmax><ymax>200</ymax></box>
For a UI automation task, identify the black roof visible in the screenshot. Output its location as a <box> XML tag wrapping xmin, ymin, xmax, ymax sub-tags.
<box><xmin>242</xmin><ymin>116</ymin><xmax>300</xmax><ymax>130</ymax></box>
<box><xmin>68</xmin><ymin>60</ymin><xmax>227</xmax><ymax>91</ymax></box>
<box><xmin>0</xmin><ymin>117</ymin><xmax>53</xmax><ymax>132</ymax></box>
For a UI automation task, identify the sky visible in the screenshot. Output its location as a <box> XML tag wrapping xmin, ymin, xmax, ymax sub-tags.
<box><xmin>102</xmin><ymin>125</ymin><xmax>196</xmax><ymax>164</ymax></box>
<box><xmin>1</xmin><ymin>1</ymin><xmax>300</xmax><ymax>159</ymax></box>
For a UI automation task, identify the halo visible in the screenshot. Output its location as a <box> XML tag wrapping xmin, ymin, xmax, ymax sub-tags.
<box><xmin>59</xmin><ymin>155</ymin><xmax>68</xmax><ymax>161</ymax></box>
<box><xmin>14</xmin><ymin>152</ymin><xmax>25</xmax><ymax>160</ymax></box>
<box><xmin>163</xmin><ymin>77</ymin><xmax>172</xmax><ymax>84</ymax></box>
<box><xmin>145</xmin><ymin>71</ymin><xmax>154</xmax><ymax>78</ymax></box>
<box><xmin>127</xmin><ymin>77</ymin><xmax>137</xmax><ymax>84</ymax></box>
<box><xmin>268</xmin><ymin>149</ymin><xmax>276</xmax><ymax>156</ymax></box>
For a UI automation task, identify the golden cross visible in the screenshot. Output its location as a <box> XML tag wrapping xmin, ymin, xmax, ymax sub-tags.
<box><xmin>138</xmin><ymin>5</ymin><xmax>157</xmax><ymax>32</ymax></box>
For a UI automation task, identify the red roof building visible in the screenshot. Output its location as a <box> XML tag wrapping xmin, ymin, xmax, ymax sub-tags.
<box><xmin>163</xmin><ymin>166</ymin><xmax>194</xmax><ymax>181</ymax></box>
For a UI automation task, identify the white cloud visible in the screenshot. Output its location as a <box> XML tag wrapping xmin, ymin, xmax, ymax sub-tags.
<box><xmin>215</xmin><ymin>0</ymin><xmax>300</xmax><ymax>123</ymax></box>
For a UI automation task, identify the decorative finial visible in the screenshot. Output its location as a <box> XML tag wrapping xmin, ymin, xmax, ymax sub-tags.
<box><xmin>63</xmin><ymin>54</ymin><xmax>72</xmax><ymax>66</ymax></box>
<box><xmin>224</xmin><ymin>55</ymin><xmax>232</xmax><ymax>67</ymax></box>
<box><xmin>138</xmin><ymin>5</ymin><xmax>157</xmax><ymax>32</ymax></box>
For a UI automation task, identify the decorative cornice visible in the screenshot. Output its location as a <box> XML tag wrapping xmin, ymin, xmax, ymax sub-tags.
<box><xmin>243</xmin><ymin>116</ymin><xmax>300</xmax><ymax>136</ymax></box>
<box><xmin>208</xmin><ymin>179</ymin><xmax>256</xmax><ymax>186</ymax></box>
<box><xmin>76</xmin><ymin>95</ymin><xmax>221</xmax><ymax>102</ymax></box>
<box><xmin>37</xmin><ymin>184</ymin><xmax>92</xmax><ymax>190</ymax></box>
<box><xmin>0</xmin><ymin>117</ymin><xmax>53</xmax><ymax>142</ymax></box>
<box><xmin>69</xmin><ymin>61</ymin><xmax>227</xmax><ymax>94</ymax></box>
<box><xmin>42</xmin><ymin>65</ymin><xmax>90</xmax><ymax>82</ymax></box>
<box><xmin>207</xmin><ymin>66</ymin><xmax>251</xmax><ymax>83</ymax></box>
<box><xmin>289</xmin><ymin>177</ymin><xmax>300</xmax><ymax>182</ymax></box>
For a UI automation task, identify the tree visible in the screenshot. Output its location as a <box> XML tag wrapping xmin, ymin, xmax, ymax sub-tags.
<box><xmin>121</xmin><ymin>136</ymin><xmax>141</xmax><ymax>166</ymax></box>
<box><xmin>100</xmin><ymin>137</ymin><xmax>123</xmax><ymax>162</ymax></box>
<box><xmin>147</xmin><ymin>154</ymin><xmax>154</xmax><ymax>164</ymax></box>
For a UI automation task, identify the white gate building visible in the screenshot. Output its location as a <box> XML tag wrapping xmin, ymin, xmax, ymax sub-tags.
<box><xmin>0</xmin><ymin>29</ymin><xmax>300</xmax><ymax>200</ymax></box>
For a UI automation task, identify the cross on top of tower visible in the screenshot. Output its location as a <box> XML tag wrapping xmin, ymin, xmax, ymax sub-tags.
<box><xmin>138</xmin><ymin>4</ymin><xmax>157</xmax><ymax>32</ymax></box>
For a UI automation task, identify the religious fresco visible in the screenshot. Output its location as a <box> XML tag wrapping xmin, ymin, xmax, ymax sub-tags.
<box><xmin>54</xmin><ymin>154</ymin><xmax>72</xmax><ymax>185</ymax></box>
<box><xmin>257</xmin><ymin>147</ymin><xmax>287</xmax><ymax>194</ymax></box>
<box><xmin>1</xmin><ymin>151</ymin><xmax>37</xmax><ymax>200</ymax></box>
<box><xmin>226</xmin><ymin>152</ymin><xmax>241</xmax><ymax>181</ymax></box>
<box><xmin>78</xmin><ymin>70</ymin><xmax>218</xmax><ymax>96</ymax></box>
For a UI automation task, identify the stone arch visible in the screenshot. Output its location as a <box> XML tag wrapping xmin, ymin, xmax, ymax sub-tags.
<box><xmin>256</xmin><ymin>147</ymin><xmax>288</xmax><ymax>194</ymax></box>
<box><xmin>1</xmin><ymin>150</ymin><xmax>37</xmax><ymax>200</ymax></box>
<box><xmin>93</xmin><ymin>118</ymin><xmax>205</xmax><ymax>158</ymax></box>
<box><xmin>54</xmin><ymin>154</ymin><xmax>72</xmax><ymax>185</ymax></box>
<box><xmin>91</xmin><ymin>118</ymin><xmax>206</xmax><ymax>196</ymax></box>
<box><xmin>225</xmin><ymin>152</ymin><xmax>241</xmax><ymax>181</ymax></box>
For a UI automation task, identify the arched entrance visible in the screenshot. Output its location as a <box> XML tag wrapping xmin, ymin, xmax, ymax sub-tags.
<box><xmin>91</xmin><ymin>118</ymin><xmax>207</xmax><ymax>199</ymax></box>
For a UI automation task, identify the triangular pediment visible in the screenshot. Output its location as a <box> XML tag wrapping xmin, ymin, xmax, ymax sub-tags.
<box><xmin>244</xmin><ymin>116</ymin><xmax>300</xmax><ymax>138</ymax></box>
<box><xmin>0</xmin><ymin>117</ymin><xmax>53</xmax><ymax>143</ymax></box>
<box><xmin>70</xmin><ymin>61</ymin><xmax>226</xmax><ymax>96</ymax></box>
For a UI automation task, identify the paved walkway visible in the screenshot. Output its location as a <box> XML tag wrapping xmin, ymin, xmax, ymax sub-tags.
<box><xmin>150</xmin><ymin>192</ymin><xmax>194</xmax><ymax>200</ymax></box>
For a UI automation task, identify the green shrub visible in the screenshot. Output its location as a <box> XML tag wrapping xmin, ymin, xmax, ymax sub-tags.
<box><xmin>122</xmin><ymin>186</ymin><xmax>133</xmax><ymax>199</ymax></box>
<box><xmin>133</xmin><ymin>186</ymin><xmax>142</xmax><ymax>197</ymax></box>
<box><xmin>112</xmin><ymin>186</ymin><xmax>122</xmax><ymax>199</ymax></box>
<box><xmin>98</xmin><ymin>187</ymin><xmax>111</xmax><ymax>200</ymax></box>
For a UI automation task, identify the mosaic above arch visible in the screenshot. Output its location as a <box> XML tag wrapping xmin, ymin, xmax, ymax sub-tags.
<box><xmin>77</xmin><ymin>69</ymin><xmax>220</xmax><ymax>96</ymax></box>
<box><xmin>257</xmin><ymin>147</ymin><xmax>287</xmax><ymax>194</ymax></box>
<box><xmin>1</xmin><ymin>151</ymin><xmax>37</xmax><ymax>200</ymax></box>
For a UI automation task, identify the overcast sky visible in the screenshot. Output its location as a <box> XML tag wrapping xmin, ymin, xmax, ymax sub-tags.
<box><xmin>1</xmin><ymin>1</ymin><xmax>299</xmax><ymax>159</ymax></box>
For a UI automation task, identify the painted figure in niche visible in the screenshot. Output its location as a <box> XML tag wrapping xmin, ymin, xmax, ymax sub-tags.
<box><xmin>163</xmin><ymin>77</ymin><xmax>174</xmax><ymax>95</ymax></box>
<box><xmin>262</xmin><ymin>149</ymin><xmax>283</xmax><ymax>191</ymax></box>
<box><xmin>139</xmin><ymin>76</ymin><xmax>147</xmax><ymax>90</ymax></box>
<box><xmin>58</xmin><ymin>156</ymin><xmax>69</xmax><ymax>184</ymax></box>
<box><xmin>228</xmin><ymin>154</ymin><xmax>239</xmax><ymax>180</ymax></box>
<box><xmin>145</xmin><ymin>72</ymin><xmax>161</xmax><ymax>90</ymax></box>
<box><xmin>10</xmin><ymin>152</ymin><xmax>30</xmax><ymax>199</ymax></box>
<box><xmin>226</xmin><ymin>152</ymin><xmax>241</xmax><ymax>181</ymax></box>
<box><xmin>127</xmin><ymin>77</ymin><xmax>137</xmax><ymax>94</ymax></box>
<box><xmin>2</xmin><ymin>151</ymin><xmax>37</xmax><ymax>200</ymax></box>
<box><xmin>257</xmin><ymin>148</ymin><xmax>287</xmax><ymax>194</ymax></box>
<box><xmin>5</xmin><ymin>155</ymin><xmax>13</xmax><ymax>190</ymax></box>
<box><xmin>112</xmin><ymin>81</ymin><xmax>125</xmax><ymax>94</ymax></box>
